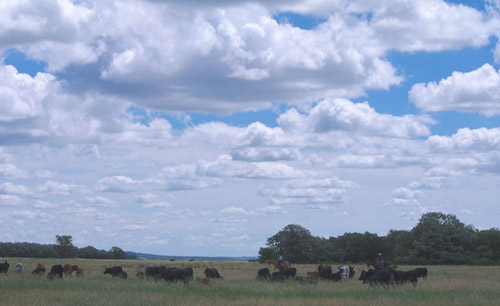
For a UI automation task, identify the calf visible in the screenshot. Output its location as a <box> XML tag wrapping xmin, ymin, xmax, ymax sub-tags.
<box><xmin>47</xmin><ymin>264</ymin><xmax>64</xmax><ymax>280</ymax></box>
<box><xmin>75</xmin><ymin>268</ymin><xmax>84</xmax><ymax>277</ymax></box>
<box><xmin>0</xmin><ymin>261</ymin><xmax>9</xmax><ymax>273</ymax></box>
<box><xmin>15</xmin><ymin>263</ymin><xmax>23</xmax><ymax>273</ymax></box>
<box><xmin>104</xmin><ymin>266</ymin><xmax>126</xmax><ymax>278</ymax></box>
<box><xmin>204</xmin><ymin>268</ymin><xmax>222</xmax><ymax>279</ymax></box>
<box><xmin>196</xmin><ymin>277</ymin><xmax>211</xmax><ymax>287</ymax></box>
<box><xmin>32</xmin><ymin>263</ymin><xmax>46</xmax><ymax>275</ymax></box>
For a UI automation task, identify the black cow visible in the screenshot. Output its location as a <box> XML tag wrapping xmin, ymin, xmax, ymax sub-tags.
<box><xmin>161</xmin><ymin>268</ymin><xmax>191</xmax><ymax>286</ymax></box>
<box><xmin>146</xmin><ymin>266</ymin><xmax>167</xmax><ymax>280</ymax></box>
<box><xmin>330</xmin><ymin>270</ymin><xmax>342</xmax><ymax>282</ymax></box>
<box><xmin>317</xmin><ymin>265</ymin><xmax>333</xmax><ymax>280</ymax></box>
<box><xmin>204</xmin><ymin>268</ymin><xmax>222</xmax><ymax>279</ymax></box>
<box><xmin>184</xmin><ymin>267</ymin><xmax>194</xmax><ymax>280</ymax></box>
<box><xmin>47</xmin><ymin>264</ymin><xmax>64</xmax><ymax>280</ymax></box>
<box><xmin>257</xmin><ymin>268</ymin><xmax>271</xmax><ymax>280</ymax></box>
<box><xmin>359</xmin><ymin>269</ymin><xmax>376</xmax><ymax>284</ymax></box>
<box><xmin>317</xmin><ymin>265</ymin><xmax>342</xmax><ymax>281</ymax></box>
<box><xmin>0</xmin><ymin>261</ymin><xmax>9</xmax><ymax>273</ymax></box>
<box><xmin>32</xmin><ymin>267</ymin><xmax>46</xmax><ymax>275</ymax></box>
<box><xmin>394</xmin><ymin>269</ymin><xmax>418</xmax><ymax>286</ymax></box>
<box><xmin>415</xmin><ymin>267</ymin><xmax>428</xmax><ymax>279</ymax></box>
<box><xmin>104</xmin><ymin>266</ymin><xmax>126</xmax><ymax>278</ymax></box>
<box><xmin>360</xmin><ymin>268</ymin><xmax>394</xmax><ymax>288</ymax></box>
<box><xmin>271</xmin><ymin>267</ymin><xmax>297</xmax><ymax>281</ymax></box>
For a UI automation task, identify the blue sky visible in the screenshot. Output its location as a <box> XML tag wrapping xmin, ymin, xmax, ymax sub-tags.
<box><xmin>1</xmin><ymin>0</ymin><xmax>500</xmax><ymax>256</ymax></box>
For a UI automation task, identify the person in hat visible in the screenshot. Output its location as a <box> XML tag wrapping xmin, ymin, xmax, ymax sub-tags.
<box><xmin>377</xmin><ymin>253</ymin><xmax>383</xmax><ymax>270</ymax></box>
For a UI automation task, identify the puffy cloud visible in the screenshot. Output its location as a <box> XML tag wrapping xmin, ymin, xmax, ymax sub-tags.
<box><xmin>0</xmin><ymin>182</ymin><xmax>30</xmax><ymax>195</ymax></box>
<box><xmin>259</xmin><ymin>177</ymin><xmax>355</xmax><ymax>205</ymax></box>
<box><xmin>121</xmin><ymin>224</ymin><xmax>150</xmax><ymax>231</ymax></box>
<box><xmin>410</xmin><ymin>64</ymin><xmax>500</xmax><ymax>116</ymax></box>
<box><xmin>278</xmin><ymin>99</ymin><xmax>433</xmax><ymax>138</ymax></box>
<box><xmin>427</xmin><ymin>127</ymin><xmax>500</xmax><ymax>152</ymax></box>
<box><xmin>95</xmin><ymin>176</ymin><xmax>142</xmax><ymax>193</ymax></box>
<box><xmin>0</xmin><ymin>65</ymin><xmax>55</xmax><ymax>122</ymax></box>
<box><xmin>0</xmin><ymin>194</ymin><xmax>22</xmax><ymax>206</ymax></box>
<box><xmin>37</xmin><ymin>180</ymin><xmax>90</xmax><ymax>195</ymax></box>
<box><xmin>142</xmin><ymin>202</ymin><xmax>171</xmax><ymax>209</ymax></box>
<box><xmin>200</xmin><ymin>155</ymin><xmax>303</xmax><ymax>179</ymax></box>
<box><xmin>230</xmin><ymin>147</ymin><xmax>300</xmax><ymax>161</ymax></box>
<box><xmin>85</xmin><ymin>196</ymin><xmax>118</xmax><ymax>207</ymax></box>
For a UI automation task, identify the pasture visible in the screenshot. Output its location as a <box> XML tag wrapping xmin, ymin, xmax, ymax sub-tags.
<box><xmin>1</xmin><ymin>258</ymin><xmax>499</xmax><ymax>306</ymax></box>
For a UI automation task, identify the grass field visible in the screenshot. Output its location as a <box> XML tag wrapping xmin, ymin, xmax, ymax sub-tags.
<box><xmin>1</xmin><ymin>258</ymin><xmax>499</xmax><ymax>306</ymax></box>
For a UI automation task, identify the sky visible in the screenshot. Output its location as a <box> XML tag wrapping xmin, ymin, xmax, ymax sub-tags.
<box><xmin>1</xmin><ymin>0</ymin><xmax>500</xmax><ymax>257</ymax></box>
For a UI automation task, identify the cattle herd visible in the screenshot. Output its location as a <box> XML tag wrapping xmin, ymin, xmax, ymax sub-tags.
<box><xmin>0</xmin><ymin>260</ymin><xmax>428</xmax><ymax>288</ymax></box>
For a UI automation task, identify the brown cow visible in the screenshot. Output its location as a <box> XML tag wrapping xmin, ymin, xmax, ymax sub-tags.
<box><xmin>63</xmin><ymin>264</ymin><xmax>79</xmax><ymax>277</ymax></box>
<box><xmin>75</xmin><ymin>268</ymin><xmax>84</xmax><ymax>277</ymax></box>
<box><xmin>196</xmin><ymin>277</ymin><xmax>211</xmax><ymax>287</ymax></box>
<box><xmin>32</xmin><ymin>263</ymin><xmax>46</xmax><ymax>275</ymax></box>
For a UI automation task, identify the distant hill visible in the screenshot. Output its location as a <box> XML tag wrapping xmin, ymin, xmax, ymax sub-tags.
<box><xmin>125</xmin><ymin>251</ymin><xmax>257</xmax><ymax>261</ymax></box>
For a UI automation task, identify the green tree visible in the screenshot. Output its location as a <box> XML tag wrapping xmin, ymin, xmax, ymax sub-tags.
<box><xmin>384</xmin><ymin>229</ymin><xmax>414</xmax><ymax>262</ymax></box>
<box><xmin>476</xmin><ymin>228</ymin><xmax>500</xmax><ymax>263</ymax></box>
<box><xmin>110</xmin><ymin>246</ymin><xmax>127</xmax><ymax>259</ymax></box>
<box><xmin>54</xmin><ymin>235</ymin><xmax>78</xmax><ymax>258</ymax></box>
<box><xmin>258</xmin><ymin>247</ymin><xmax>278</xmax><ymax>263</ymax></box>
<box><xmin>411</xmin><ymin>212</ymin><xmax>477</xmax><ymax>264</ymax></box>
<box><xmin>266</xmin><ymin>224</ymin><xmax>319</xmax><ymax>264</ymax></box>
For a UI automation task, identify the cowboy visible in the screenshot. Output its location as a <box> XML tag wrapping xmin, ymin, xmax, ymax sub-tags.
<box><xmin>277</xmin><ymin>254</ymin><xmax>283</xmax><ymax>270</ymax></box>
<box><xmin>376</xmin><ymin>253</ymin><xmax>383</xmax><ymax>270</ymax></box>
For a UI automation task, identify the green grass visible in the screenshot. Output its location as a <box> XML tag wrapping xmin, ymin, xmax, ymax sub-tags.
<box><xmin>1</xmin><ymin>259</ymin><xmax>499</xmax><ymax>305</ymax></box>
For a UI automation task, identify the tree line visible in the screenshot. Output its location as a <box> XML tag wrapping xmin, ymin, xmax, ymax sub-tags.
<box><xmin>259</xmin><ymin>212</ymin><xmax>500</xmax><ymax>265</ymax></box>
<box><xmin>0</xmin><ymin>235</ymin><xmax>136</xmax><ymax>259</ymax></box>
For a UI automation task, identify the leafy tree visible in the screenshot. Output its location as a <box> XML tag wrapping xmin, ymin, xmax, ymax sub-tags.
<box><xmin>333</xmin><ymin>232</ymin><xmax>385</xmax><ymax>263</ymax></box>
<box><xmin>110</xmin><ymin>246</ymin><xmax>127</xmax><ymax>259</ymax></box>
<box><xmin>258</xmin><ymin>247</ymin><xmax>278</xmax><ymax>263</ymax></box>
<box><xmin>267</xmin><ymin>224</ymin><xmax>319</xmax><ymax>263</ymax></box>
<box><xmin>476</xmin><ymin>228</ymin><xmax>500</xmax><ymax>263</ymax></box>
<box><xmin>54</xmin><ymin>235</ymin><xmax>78</xmax><ymax>258</ymax></box>
<box><xmin>384</xmin><ymin>229</ymin><xmax>414</xmax><ymax>262</ymax></box>
<box><xmin>411</xmin><ymin>212</ymin><xmax>477</xmax><ymax>264</ymax></box>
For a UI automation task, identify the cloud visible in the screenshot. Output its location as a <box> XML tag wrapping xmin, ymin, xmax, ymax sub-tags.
<box><xmin>0</xmin><ymin>163</ymin><xmax>28</xmax><ymax>179</ymax></box>
<box><xmin>258</xmin><ymin>177</ymin><xmax>355</xmax><ymax>205</ymax></box>
<box><xmin>427</xmin><ymin>127</ymin><xmax>500</xmax><ymax>152</ymax></box>
<box><xmin>0</xmin><ymin>182</ymin><xmax>31</xmax><ymax>195</ymax></box>
<box><xmin>200</xmin><ymin>155</ymin><xmax>303</xmax><ymax>179</ymax></box>
<box><xmin>37</xmin><ymin>180</ymin><xmax>90</xmax><ymax>195</ymax></box>
<box><xmin>0</xmin><ymin>65</ymin><xmax>55</xmax><ymax>122</ymax></box>
<box><xmin>85</xmin><ymin>196</ymin><xmax>118</xmax><ymax>207</ymax></box>
<box><xmin>278</xmin><ymin>98</ymin><xmax>433</xmax><ymax>138</ymax></box>
<box><xmin>121</xmin><ymin>224</ymin><xmax>151</xmax><ymax>231</ymax></box>
<box><xmin>230</xmin><ymin>147</ymin><xmax>300</xmax><ymax>162</ymax></box>
<box><xmin>410</xmin><ymin>64</ymin><xmax>500</xmax><ymax>116</ymax></box>
<box><xmin>142</xmin><ymin>202</ymin><xmax>171</xmax><ymax>209</ymax></box>
<box><xmin>95</xmin><ymin>176</ymin><xmax>142</xmax><ymax>193</ymax></box>
<box><xmin>0</xmin><ymin>194</ymin><xmax>22</xmax><ymax>206</ymax></box>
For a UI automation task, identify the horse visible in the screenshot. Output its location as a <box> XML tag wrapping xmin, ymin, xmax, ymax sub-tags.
<box><xmin>367</xmin><ymin>260</ymin><xmax>397</xmax><ymax>271</ymax></box>
<box><xmin>268</xmin><ymin>259</ymin><xmax>290</xmax><ymax>270</ymax></box>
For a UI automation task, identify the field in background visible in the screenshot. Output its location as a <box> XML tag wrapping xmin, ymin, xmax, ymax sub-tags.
<box><xmin>1</xmin><ymin>258</ymin><xmax>500</xmax><ymax>306</ymax></box>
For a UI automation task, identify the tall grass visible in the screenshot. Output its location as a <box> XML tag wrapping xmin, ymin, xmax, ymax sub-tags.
<box><xmin>1</xmin><ymin>258</ymin><xmax>499</xmax><ymax>305</ymax></box>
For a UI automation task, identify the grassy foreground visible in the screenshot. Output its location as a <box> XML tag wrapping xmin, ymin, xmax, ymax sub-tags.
<box><xmin>0</xmin><ymin>258</ymin><xmax>499</xmax><ymax>306</ymax></box>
